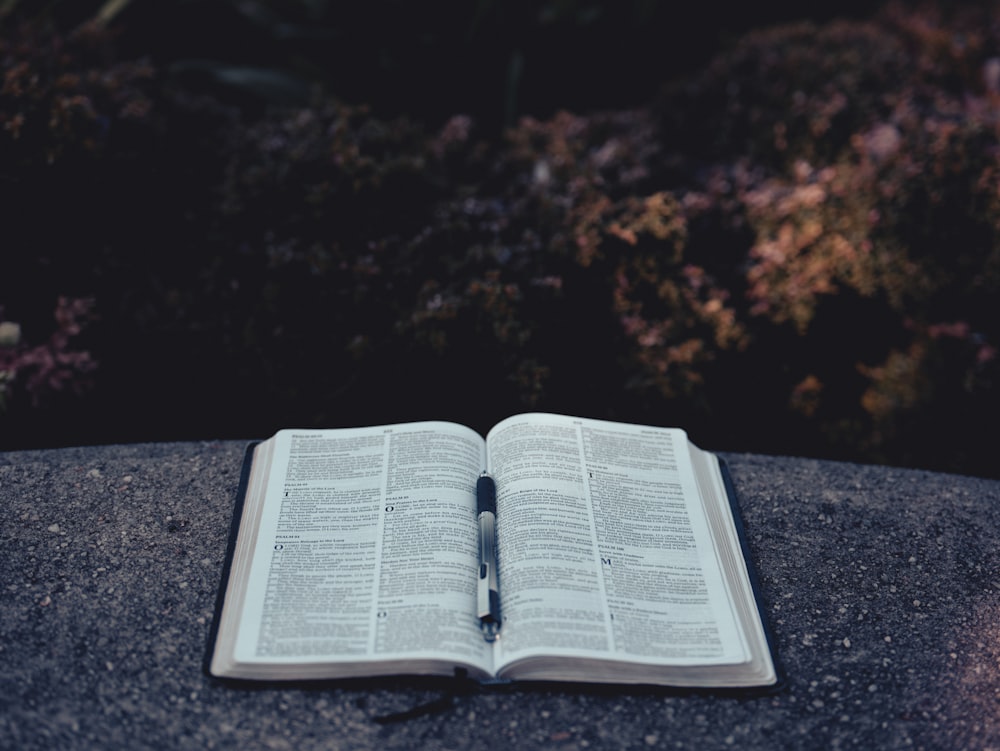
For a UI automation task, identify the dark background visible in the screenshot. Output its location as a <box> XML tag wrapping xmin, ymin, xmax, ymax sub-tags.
<box><xmin>3</xmin><ymin>0</ymin><xmax>998</xmax><ymax>478</ymax></box>
<box><xmin>116</xmin><ymin>0</ymin><xmax>880</xmax><ymax>130</ymax></box>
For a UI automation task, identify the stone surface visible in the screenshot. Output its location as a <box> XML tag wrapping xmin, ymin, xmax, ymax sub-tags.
<box><xmin>2</xmin><ymin>440</ymin><xmax>999</xmax><ymax>749</ymax></box>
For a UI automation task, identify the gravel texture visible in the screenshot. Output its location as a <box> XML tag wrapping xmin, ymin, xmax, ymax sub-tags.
<box><xmin>2</xmin><ymin>441</ymin><xmax>998</xmax><ymax>750</ymax></box>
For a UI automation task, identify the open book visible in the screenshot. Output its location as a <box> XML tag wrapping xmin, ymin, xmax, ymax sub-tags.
<box><xmin>207</xmin><ymin>413</ymin><xmax>779</xmax><ymax>688</ymax></box>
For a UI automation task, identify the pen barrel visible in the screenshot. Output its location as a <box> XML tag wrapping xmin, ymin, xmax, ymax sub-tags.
<box><xmin>476</xmin><ymin>473</ymin><xmax>501</xmax><ymax>630</ymax></box>
<box><xmin>476</xmin><ymin>474</ymin><xmax>497</xmax><ymax>515</ymax></box>
<box><xmin>487</xmin><ymin>588</ymin><xmax>502</xmax><ymax>628</ymax></box>
<box><xmin>477</xmin><ymin>511</ymin><xmax>499</xmax><ymax>620</ymax></box>
<box><xmin>478</xmin><ymin>512</ymin><xmax>497</xmax><ymax>587</ymax></box>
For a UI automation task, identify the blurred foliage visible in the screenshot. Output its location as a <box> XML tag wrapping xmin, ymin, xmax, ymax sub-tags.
<box><xmin>0</xmin><ymin>298</ymin><xmax>97</xmax><ymax>412</ymax></box>
<box><xmin>1</xmin><ymin>0</ymin><xmax>999</xmax><ymax>479</ymax></box>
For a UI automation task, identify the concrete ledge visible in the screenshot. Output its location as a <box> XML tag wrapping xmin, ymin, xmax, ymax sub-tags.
<box><xmin>2</xmin><ymin>441</ymin><xmax>998</xmax><ymax>749</ymax></box>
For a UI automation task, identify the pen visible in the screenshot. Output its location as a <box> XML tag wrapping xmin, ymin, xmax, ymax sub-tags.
<box><xmin>476</xmin><ymin>471</ymin><xmax>501</xmax><ymax>641</ymax></box>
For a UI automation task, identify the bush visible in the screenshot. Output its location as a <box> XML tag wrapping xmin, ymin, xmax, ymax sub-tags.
<box><xmin>2</xmin><ymin>1</ymin><xmax>999</xmax><ymax>479</ymax></box>
<box><xmin>0</xmin><ymin>298</ymin><xmax>97</xmax><ymax>412</ymax></box>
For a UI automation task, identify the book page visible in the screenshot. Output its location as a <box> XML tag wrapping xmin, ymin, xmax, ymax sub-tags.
<box><xmin>486</xmin><ymin>414</ymin><xmax>749</xmax><ymax>673</ymax></box>
<box><xmin>229</xmin><ymin>422</ymin><xmax>493</xmax><ymax>675</ymax></box>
